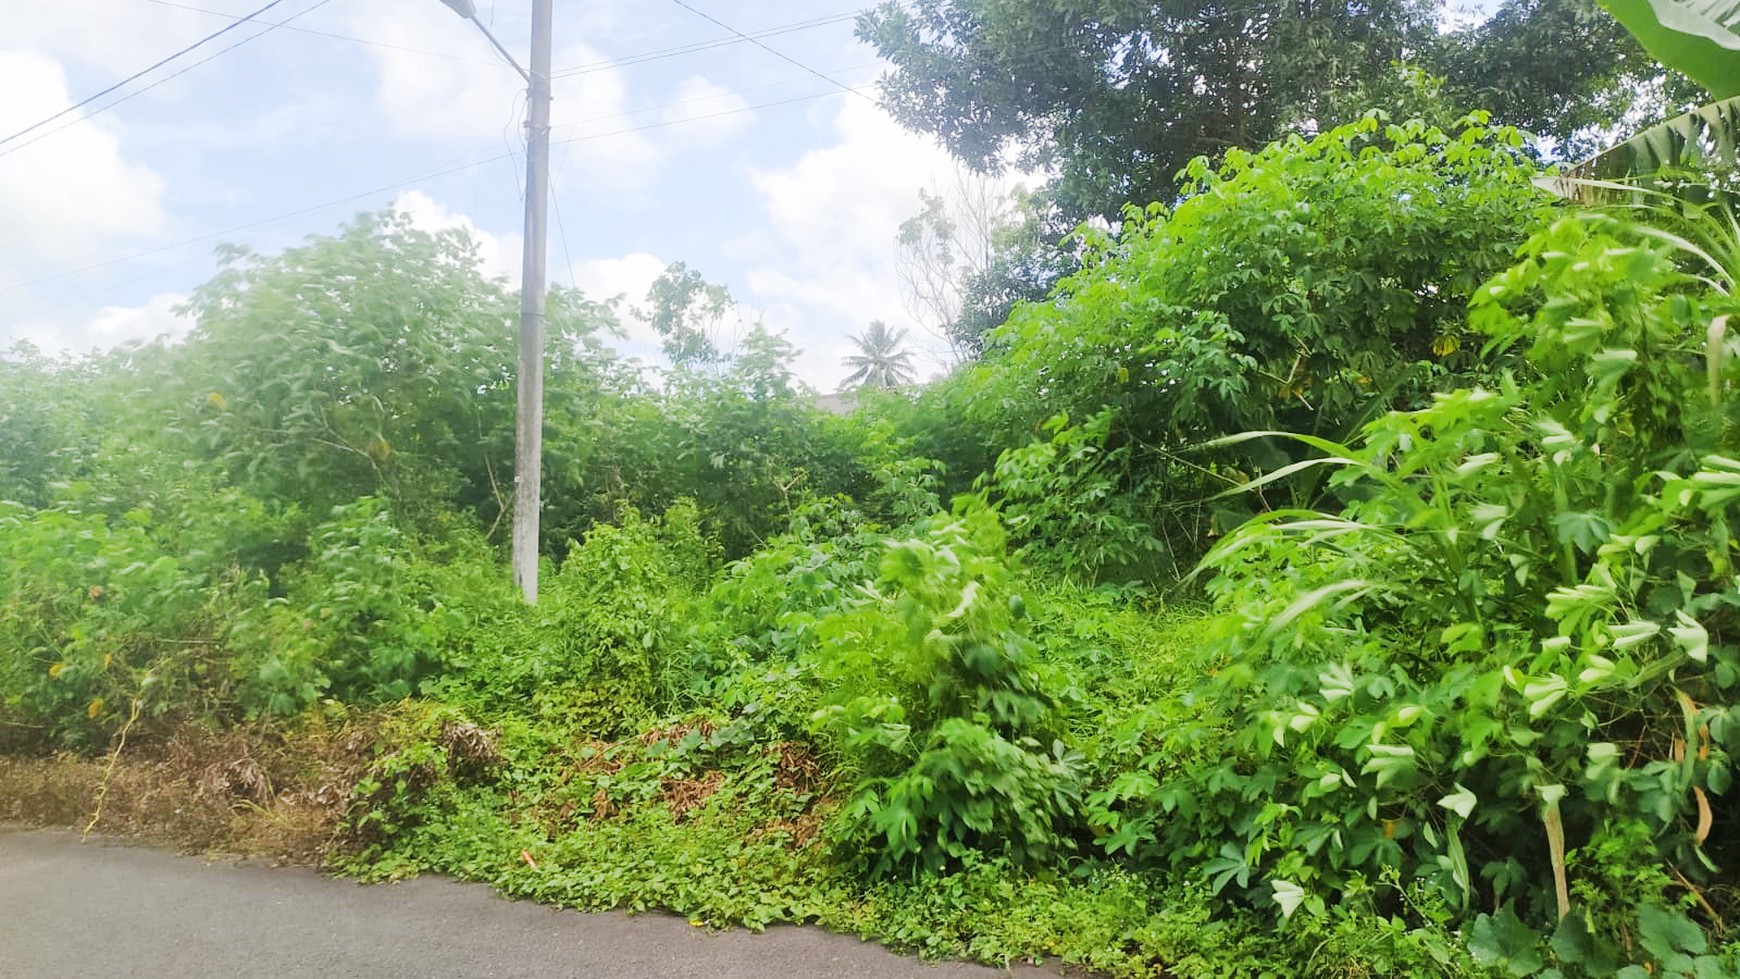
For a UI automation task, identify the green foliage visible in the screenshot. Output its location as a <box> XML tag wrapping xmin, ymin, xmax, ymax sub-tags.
<box><xmin>0</xmin><ymin>344</ymin><xmax>95</xmax><ymax>509</ymax></box>
<box><xmin>232</xmin><ymin>497</ymin><xmax>448</xmax><ymax>715</ymax></box>
<box><xmin>809</xmin><ymin>504</ymin><xmax>1080</xmax><ymax>870</ymax></box>
<box><xmin>606</xmin><ymin>328</ymin><xmax>880</xmax><ymax>558</ymax></box>
<box><xmin>1139</xmin><ymin>214</ymin><xmax>1738</xmax><ymax>968</ymax></box>
<box><xmin>859</xmin><ymin>0</ymin><xmax>1648</xmax><ymax>221</ymax></box>
<box><xmin>638</xmin><ymin>260</ymin><xmax>733</xmax><ymax>367</ymax></box>
<box><xmin>859</xmin><ymin>0</ymin><xmax>1664</xmax><ymax>333</ymax></box>
<box><xmin>1435</xmin><ymin>0</ymin><xmax>1693</xmax><ymax>161</ymax></box>
<box><xmin>429</xmin><ymin>503</ymin><xmax>716</xmax><ymax>736</ymax></box>
<box><xmin>967</xmin><ymin>114</ymin><xmax>1548</xmax><ymax>451</ymax></box>
<box><xmin>981</xmin><ymin>410</ymin><xmax>1168</xmax><ymax>581</ymax></box>
<box><xmin>161</xmin><ymin>208</ymin><xmax>621</xmax><ymax>534</ymax></box>
<box><xmin>1595</xmin><ymin>0</ymin><xmax>1740</xmax><ymax>99</ymax></box>
<box><xmin>0</xmin><ymin>501</ymin><xmax>240</xmax><ymax>747</ymax></box>
<box><xmin>954</xmin><ymin>114</ymin><xmax>1551</xmax><ymax>563</ymax></box>
<box><xmin>13</xmin><ymin>109</ymin><xmax>1740</xmax><ymax>979</ymax></box>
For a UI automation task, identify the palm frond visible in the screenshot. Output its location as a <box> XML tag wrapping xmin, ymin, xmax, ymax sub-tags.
<box><xmin>1558</xmin><ymin>94</ymin><xmax>1740</xmax><ymax>189</ymax></box>
<box><xmin>1597</xmin><ymin>0</ymin><xmax>1740</xmax><ymax>98</ymax></box>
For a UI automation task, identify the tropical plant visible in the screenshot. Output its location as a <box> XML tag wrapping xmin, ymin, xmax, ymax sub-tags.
<box><xmin>1597</xmin><ymin>0</ymin><xmax>1740</xmax><ymax>98</ymax></box>
<box><xmin>1566</xmin><ymin>0</ymin><xmax>1740</xmax><ymax>181</ymax></box>
<box><xmin>1117</xmin><ymin>213</ymin><xmax>1739</xmax><ymax>970</ymax></box>
<box><xmin>841</xmin><ymin>321</ymin><xmax>918</xmax><ymax>390</ymax></box>
<box><xmin>953</xmin><ymin>114</ymin><xmax>1551</xmax><ymax>559</ymax></box>
<box><xmin>810</xmin><ymin>503</ymin><xmax>1080</xmax><ymax>871</ymax></box>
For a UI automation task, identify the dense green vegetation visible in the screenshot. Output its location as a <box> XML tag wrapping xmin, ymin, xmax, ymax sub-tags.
<box><xmin>858</xmin><ymin>0</ymin><xmax>1703</xmax><ymax>346</ymax></box>
<box><xmin>8</xmin><ymin>3</ymin><xmax>1740</xmax><ymax>972</ymax></box>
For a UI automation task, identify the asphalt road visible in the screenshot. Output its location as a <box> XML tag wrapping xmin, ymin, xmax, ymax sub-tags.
<box><xmin>0</xmin><ymin>828</ymin><xmax>1063</xmax><ymax>979</ymax></box>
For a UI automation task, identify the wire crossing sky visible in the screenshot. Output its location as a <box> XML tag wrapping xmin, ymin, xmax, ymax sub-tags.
<box><xmin>0</xmin><ymin>0</ymin><xmax>1003</xmax><ymax>387</ymax></box>
<box><xmin>0</xmin><ymin>0</ymin><xmax>298</xmax><ymax>150</ymax></box>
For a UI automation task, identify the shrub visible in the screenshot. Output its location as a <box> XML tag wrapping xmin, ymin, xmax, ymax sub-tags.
<box><xmin>0</xmin><ymin>496</ymin><xmax>270</xmax><ymax>748</ymax></box>
<box><xmin>1132</xmin><ymin>214</ymin><xmax>1738</xmax><ymax>970</ymax></box>
<box><xmin>809</xmin><ymin>503</ymin><xmax>1081</xmax><ymax>870</ymax></box>
<box><xmin>428</xmin><ymin>503</ymin><xmax>716</xmax><ymax>737</ymax></box>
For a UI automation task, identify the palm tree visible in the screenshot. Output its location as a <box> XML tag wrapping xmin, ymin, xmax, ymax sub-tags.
<box><xmin>841</xmin><ymin>321</ymin><xmax>918</xmax><ymax>390</ymax></box>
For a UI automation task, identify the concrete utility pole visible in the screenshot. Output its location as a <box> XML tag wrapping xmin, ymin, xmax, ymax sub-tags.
<box><xmin>438</xmin><ymin>0</ymin><xmax>552</xmax><ymax>604</ymax></box>
<box><xmin>513</xmin><ymin>0</ymin><xmax>553</xmax><ymax>605</ymax></box>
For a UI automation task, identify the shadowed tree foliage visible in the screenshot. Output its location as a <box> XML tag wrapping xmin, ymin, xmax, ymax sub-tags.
<box><xmin>860</xmin><ymin>0</ymin><xmax>1662</xmax><ymax>219</ymax></box>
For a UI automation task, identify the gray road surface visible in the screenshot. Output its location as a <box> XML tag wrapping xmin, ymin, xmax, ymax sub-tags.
<box><xmin>0</xmin><ymin>828</ymin><xmax>1064</xmax><ymax>978</ymax></box>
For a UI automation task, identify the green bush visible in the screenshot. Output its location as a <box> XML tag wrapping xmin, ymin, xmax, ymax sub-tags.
<box><xmin>1133</xmin><ymin>214</ymin><xmax>1738</xmax><ymax>970</ymax></box>
<box><xmin>809</xmin><ymin>503</ymin><xmax>1081</xmax><ymax>870</ymax></box>
<box><xmin>0</xmin><ymin>491</ymin><xmax>282</xmax><ymax>748</ymax></box>
<box><xmin>427</xmin><ymin>503</ymin><xmax>716</xmax><ymax>737</ymax></box>
<box><xmin>981</xmin><ymin>410</ymin><xmax>1169</xmax><ymax>582</ymax></box>
<box><xmin>232</xmin><ymin>497</ymin><xmax>453</xmax><ymax>715</ymax></box>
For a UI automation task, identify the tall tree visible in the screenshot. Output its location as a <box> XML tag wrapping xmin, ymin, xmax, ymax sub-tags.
<box><xmin>859</xmin><ymin>0</ymin><xmax>1678</xmax><ymax>353</ymax></box>
<box><xmin>842</xmin><ymin>321</ymin><xmax>918</xmax><ymax>390</ymax></box>
<box><xmin>894</xmin><ymin>172</ymin><xmax>1017</xmax><ymax>361</ymax></box>
<box><xmin>637</xmin><ymin>261</ymin><xmax>733</xmax><ymax>369</ymax></box>
<box><xmin>860</xmin><ymin>0</ymin><xmax>1666</xmax><ymax>219</ymax></box>
<box><xmin>160</xmin><ymin>208</ymin><xmax>619</xmax><ymax>534</ymax></box>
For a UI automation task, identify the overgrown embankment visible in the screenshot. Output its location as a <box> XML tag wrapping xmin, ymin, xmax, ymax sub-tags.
<box><xmin>5</xmin><ymin>118</ymin><xmax>1739</xmax><ymax>978</ymax></box>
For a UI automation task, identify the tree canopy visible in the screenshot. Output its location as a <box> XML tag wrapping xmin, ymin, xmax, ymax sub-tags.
<box><xmin>862</xmin><ymin>0</ymin><xmax>1664</xmax><ymax>219</ymax></box>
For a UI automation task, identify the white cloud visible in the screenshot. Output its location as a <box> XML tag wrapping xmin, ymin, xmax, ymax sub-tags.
<box><xmin>573</xmin><ymin>251</ymin><xmax>664</xmax><ymax>318</ymax></box>
<box><xmin>391</xmin><ymin>189</ymin><xmax>522</xmax><ymax>284</ymax></box>
<box><xmin>357</xmin><ymin>0</ymin><xmax>662</xmax><ymax>190</ymax></box>
<box><xmin>743</xmin><ymin>98</ymin><xmax>1027</xmax><ymax>385</ymax></box>
<box><xmin>11</xmin><ymin>1</ymin><xmax>213</xmax><ymax>73</ymax></box>
<box><xmin>573</xmin><ymin>250</ymin><xmax>667</xmax><ymax>364</ymax></box>
<box><xmin>89</xmin><ymin>291</ymin><xmax>193</xmax><ymax>346</ymax></box>
<box><xmin>0</xmin><ymin>52</ymin><xmax>168</xmax><ymax>282</ymax></box>
<box><xmin>12</xmin><ymin>291</ymin><xmax>192</xmax><ymax>354</ymax></box>
<box><xmin>659</xmin><ymin>75</ymin><xmax>754</xmax><ymax>148</ymax></box>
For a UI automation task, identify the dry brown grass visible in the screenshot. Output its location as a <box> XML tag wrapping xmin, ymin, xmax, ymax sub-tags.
<box><xmin>0</xmin><ymin>715</ymin><xmax>381</xmax><ymax>865</ymax></box>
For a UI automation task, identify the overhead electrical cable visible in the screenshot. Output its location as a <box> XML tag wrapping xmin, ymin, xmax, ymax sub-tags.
<box><xmin>552</xmin><ymin>8</ymin><xmax>867</xmax><ymax>78</ymax></box>
<box><xmin>132</xmin><ymin>0</ymin><xmax>501</xmax><ymax>65</ymax></box>
<box><xmin>0</xmin><ymin>81</ymin><xmax>876</xmax><ymax>296</ymax></box>
<box><xmin>128</xmin><ymin>0</ymin><xmax>878</xmax><ymax>81</ymax></box>
<box><xmin>126</xmin><ymin>0</ymin><xmax>883</xmax><ymax>86</ymax></box>
<box><xmin>550</xmin><ymin>60</ymin><xmax>881</xmax><ymax>142</ymax></box>
<box><xmin>0</xmin><ymin>0</ymin><xmax>337</xmax><ymax>162</ymax></box>
<box><xmin>0</xmin><ymin>0</ymin><xmax>298</xmax><ymax>151</ymax></box>
<box><xmin>661</xmin><ymin>0</ymin><xmax>877</xmax><ymax>103</ymax></box>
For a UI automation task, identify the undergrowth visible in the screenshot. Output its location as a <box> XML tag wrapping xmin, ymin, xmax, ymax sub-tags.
<box><xmin>6</xmin><ymin>140</ymin><xmax>1740</xmax><ymax>979</ymax></box>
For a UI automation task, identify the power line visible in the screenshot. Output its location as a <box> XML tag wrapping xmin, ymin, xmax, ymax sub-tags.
<box><xmin>662</xmin><ymin>0</ymin><xmax>876</xmax><ymax>103</ymax></box>
<box><xmin>0</xmin><ymin>0</ymin><xmax>336</xmax><ymax>162</ymax></box>
<box><xmin>552</xmin><ymin>85</ymin><xmax>870</xmax><ymax>150</ymax></box>
<box><xmin>551</xmin><ymin>60</ymin><xmax>881</xmax><ymax>142</ymax></box>
<box><xmin>0</xmin><ymin>81</ymin><xmax>875</xmax><ymax>296</ymax></box>
<box><xmin>133</xmin><ymin>0</ymin><xmax>874</xmax><ymax>83</ymax></box>
<box><xmin>552</xmin><ymin>8</ymin><xmax>867</xmax><ymax>79</ymax></box>
<box><xmin>0</xmin><ymin>0</ymin><xmax>297</xmax><ymax>151</ymax></box>
<box><xmin>131</xmin><ymin>0</ymin><xmax>501</xmax><ymax>66</ymax></box>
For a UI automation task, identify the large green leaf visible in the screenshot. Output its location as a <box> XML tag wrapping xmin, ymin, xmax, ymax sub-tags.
<box><xmin>1564</xmin><ymin>93</ymin><xmax>1740</xmax><ymax>181</ymax></box>
<box><xmin>1597</xmin><ymin>0</ymin><xmax>1740</xmax><ymax>97</ymax></box>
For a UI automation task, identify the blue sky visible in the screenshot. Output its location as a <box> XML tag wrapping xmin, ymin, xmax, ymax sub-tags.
<box><xmin>2</xmin><ymin>0</ymin><xmax>984</xmax><ymax>387</ymax></box>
